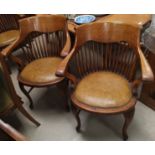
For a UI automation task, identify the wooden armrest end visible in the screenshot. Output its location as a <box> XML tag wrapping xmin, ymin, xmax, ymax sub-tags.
<box><xmin>138</xmin><ymin>47</ymin><xmax>154</xmax><ymax>82</ymax></box>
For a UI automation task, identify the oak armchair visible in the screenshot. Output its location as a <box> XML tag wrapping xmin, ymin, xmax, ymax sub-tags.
<box><xmin>0</xmin><ymin>53</ymin><xmax>40</xmax><ymax>127</ymax></box>
<box><xmin>56</xmin><ymin>22</ymin><xmax>154</xmax><ymax>140</ymax></box>
<box><xmin>2</xmin><ymin>15</ymin><xmax>71</xmax><ymax>110</ymax></box>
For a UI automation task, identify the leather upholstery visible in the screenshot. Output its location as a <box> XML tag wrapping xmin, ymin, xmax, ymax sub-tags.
<box><xmin>19</xmin><ymin>57</ymin><xmax>64</xmax><ymax>84</ymax></box>
<box><xmin>74</xmin><ymin>71</ymin><xmax>132</xmax><ymax>108</ymax></box>
<box><xmin>0</xmin><ymin>30</ymin><xmax>19</xmax><ymax>48</ymax></box>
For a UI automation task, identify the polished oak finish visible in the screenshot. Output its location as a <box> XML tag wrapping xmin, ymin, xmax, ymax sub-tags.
<box><xmin>56</xmin><ymin>22</ymin><xmax>153</xmax><ymax>140</ymax></box>
<box><xmin>98</xmin><ymin>14</ymin><xmax>151</xmax><ymax>28</ymax></box>
<box><xmin>2</xmin><ymin>15</ymin><xmax>71</xmax><ymax>110</ymax></box>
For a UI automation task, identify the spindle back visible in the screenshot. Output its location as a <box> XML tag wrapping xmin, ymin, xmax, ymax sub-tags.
<box><xmin>68</xmin><ymin>22</ymin><xmax>140</xmax><ymax>81</ymax></box>
<box><xmin>14</xmin><ymin>15</ymin><xmax>67</xmax><ymax>64</ymax></box>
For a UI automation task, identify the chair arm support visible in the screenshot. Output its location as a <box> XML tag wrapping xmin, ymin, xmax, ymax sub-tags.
<box><xmin>56</xmin><ymin>46</ymin><xmax>75</xmax><ymax>77</ymax></box>
<box><xmin>60</xmin><ymin>31</ymin><xmax>71</xmax><ymax>57</ymax></box>
<box><xmin>137</xmin><ymin>47</ymin><xmax>154</xmax><ymax>81</ymax></box>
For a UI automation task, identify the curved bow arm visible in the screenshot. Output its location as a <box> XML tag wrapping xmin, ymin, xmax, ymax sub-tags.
<box><xmin>60</xmin><ymin>31</ymin><xmax>71</xmax><ymax>57</ymax></box>
<box><xmin>56</xmin><ymin>45</ymin><xmax>78</xmax><ymax>85</ymax></box>
<box><xmin>56</xmin><ymin>45</ymin><xmax>76</xmax><ymax>77</ymax></box>
<box><xmin>1</xmin><ymin>35</ymin><xmax>26</xmax><ymax>69</ymax></box>
<box><xmin>137</xmin><ymin>46</ymin><xmax>154</xmax><ymax>81</ymax></box>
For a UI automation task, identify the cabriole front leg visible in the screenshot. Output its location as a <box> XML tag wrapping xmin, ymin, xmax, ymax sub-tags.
<box><xmin>72</xmin><ymin>105</ymin><xmax>81</xmax><ymax>132</ymax></box>
<box><xmin>122</xmin><ymin>107</ymin><xmax>135</xmax><ymax>140</ymax></box>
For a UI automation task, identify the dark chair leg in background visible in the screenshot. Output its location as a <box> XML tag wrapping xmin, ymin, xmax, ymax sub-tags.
<box><xmin>56</xmin><ymin>79</ymin><xmax>70</xmax><ymax>112</ymax></box>
<box><xmin>72</xmin><ymin>105</ymin><xmax>81</xmax><ymax>132</ymax></box>
<box><xmin>19</xmin><ymin>82</ymin><xmax>34</xmax><ymax>109</ymax></box>
<box><xmin>122</xmin><ymin>107</ymin><xmax>135</xmax><ymax>140</ymax></box>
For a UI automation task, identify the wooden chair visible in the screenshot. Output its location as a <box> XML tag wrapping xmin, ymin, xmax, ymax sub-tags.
<box><xmin>0</xmin><ymin>119</ymin><xmax>26</xmax><ymax>141</ymax></box>
<box><xmin>56</xmin><ymin>22</ymin><xmax>154</xmax><ymax>140</ymax></box>
<box><xmin>0</xmin><ymin>53</ymin><xmax>40</xmax><ymax>127</ymax></box>
<box><xmin>2</xmin><ymin>15</ymin><xmax>71</xmax><ymax>110</ymax></box>
<box><xmin>0</xmin><ymin>14</ymin><xmax>20</xmax><ymax>50</ymax></box>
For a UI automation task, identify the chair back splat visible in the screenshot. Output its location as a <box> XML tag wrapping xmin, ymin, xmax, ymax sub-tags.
<box><xmin>69</xmin><ymin>23</ymin><xmax>140</xmax><ymax>81</ymax></box>
<box><xmin>16</xmin><ymin>15</ymin><xmax>67</xmax><ymax>64</ymax></box>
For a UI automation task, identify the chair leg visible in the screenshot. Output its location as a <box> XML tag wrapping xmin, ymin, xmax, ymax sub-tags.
<box><xmin>56</xmin><ymin>80</ymin><xmax>70</xmax><ymax>112</ymax></box>
<box><xmin>122</xmin><ymin>107</ymin><xmax>135</xmax><ymax>140</ymax></box>
<box><xmin>19</xmin><ymin>82</ymin><xmax>34</xmax><ymax>109</ymax></box>
<box><xmin>72</xmin><ymin>105</ymin><xmax>81</xmax><ymax>132</ymax></box>
<box><xmin>17</xmin><ymin>105</ymin><xmax>40</xmax><ymax>127</ymax></box>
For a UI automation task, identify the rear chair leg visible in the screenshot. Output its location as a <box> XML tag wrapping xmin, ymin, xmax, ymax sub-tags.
<box><xmin>19</xmin><ymin>82</ymin><xmax>34</xmax><ymax>109</ymax></box>
<box><xmin>122</xmin><ymin>107</ymin><xmax>135</xmax><ymax>140</ymax></box>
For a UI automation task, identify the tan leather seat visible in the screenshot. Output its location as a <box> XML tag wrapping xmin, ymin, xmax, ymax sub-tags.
<box><xmin>0</xmin><ymin>30</ymin><xmax>19</xmax><ymax>48</ymax></box>
<box><xmin>74</xmin><ymin>71</ymin><xmax>132</xmax><ymax>108</ymax></box>
<box><xmin>19</xmin><ymin>57</ymin><xmax>64</xmax><ymax>85</ymax></box>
